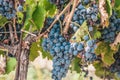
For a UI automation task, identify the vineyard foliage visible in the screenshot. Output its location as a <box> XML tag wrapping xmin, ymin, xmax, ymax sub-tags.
<box><xmin>0</xmin><ymin>0</ymin><xmax>120</xmax><ymax>80</ymax></box>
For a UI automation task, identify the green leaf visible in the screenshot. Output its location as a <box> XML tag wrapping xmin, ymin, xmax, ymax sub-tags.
<box><xmin>93</xmin><ymin>61</ymin><xmax>105</xmax><ymax>77</ymax></box>
<box><xmin>95</xmin><ymin>42</ymin><xmax>115</xmax><ymax>65</ymax></box>
<box><xmin>102</xmin><ymin>51</ymin><xmax>115</xmax><ymax>65</ymax></box>
<box><xmin>0</xmin><ymin>15</ymin><xmax>7</xmax><ymax>27</ymax></box>
<box><xmin>106</xmin><ymin>0</ymin><xmax>112</xmax><ymax>17</ymax></box>
<box><xmin>93</xmin><ymin>61</ymin><xmax>114</xmax><ymax>78</ymax></box>
<box><xmin>32</xmin><ymin>4</ymin><xmax>46</xmax><ymax>30</ymax></box>
<box><xmin>6</xmin><ymin>57</ymin><xmax>16</xmax><ymax>74</ymax></box>
<box><xmin>114</xmin><ymin>0</ymin><xmax>120</xmax><ymax>17</ymax></box>
<box><xmin>39</xmin><ymin>0</ymin><xmax>57</xmax><ymax>17</ymax></box>
<box><xmin>93</xmin><ymin>31</ymin><xmax>101</xmax><ymax>39</ymax></box>
<box><xmin>114</xmin><ymin>0</ymin><xmax>120</xmax><ymax>9</ymax></box>
<box><xmin>16</xmin><ymin>12</ymin><xmax>24</xmax><ymax>24</ymax></box>
<box><xmin>71</xmin><ymin>57</ymin><xmax>81</xmax><ymax>73</ymax></box>
<box><xmin>71</xmin><ymin>21</ymin><xmax>88</xmax><ymax>42</ymax></box>
<box><xmin>29</xmin><ymin>42</ymin><xmax>40</xmax><ymax>61</ymax></box>
<box><xmin>23</xmin><ymin>2</ymin><xmax>36</xmax><ymax>31</ymax></box>
<box><xmin>95</xmin><ymin>42</ymin><xmax>111</xmax><ymax>55</ymax></box>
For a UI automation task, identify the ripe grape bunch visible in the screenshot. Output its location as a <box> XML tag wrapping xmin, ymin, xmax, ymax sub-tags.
<box><xmin>100</xmin><ymin>12</ymin><xmax>120</xmax><ymax>43</ymax></box>
<box><xmin>42</xmin><ymin>18</ymin><xmax>74</xmax><ymax>80</ymax></box>
<box><xmin>42</xmin><ymin>16</ymin><xmax>97</xmax><ymax>80</ymax></box>
<box><xmin>0</xmin><ymin>0</ymin><xmax>16</xmax><ymax>19</ymax></box>
<box><xmin>70</xmin><ymin>2</ymin><xmax>98</xmax><ymax>32</ymax></box>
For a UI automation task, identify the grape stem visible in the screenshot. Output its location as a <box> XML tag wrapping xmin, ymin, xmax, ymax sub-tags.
<box><xmin>21</xmin><ymin>30</ymin><xmax>37</xmax><ymax>36</ymax></box>
<box><xmin>58</xmin><ymin>20</ymin><xmax>62</xmax><ymax>35</ymax></box>
<box><xmin>8</xmin><ymin>23</ymin><xmax>15</xmax><ymax>45</ymax></box>
<box><xmin>63</xmin><ymin>0</ymin><xmax>80</xmax><ymax>34</ymax></box>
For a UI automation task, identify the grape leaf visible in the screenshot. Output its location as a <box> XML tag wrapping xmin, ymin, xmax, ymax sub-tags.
<box><xmin>0</xmin><ymin>15</ymin><xmax>7</xmax><ymax>27</ymax></box>
<box><xmin>93</xmin><ymin>61</ymin><xmax>105</xmax><ymax>77</ymax></box>
<box><xmin>102</xmin><ymin>51</ymin><xmax>115</xmax><ymax>66</ymax></box>
<box><xmin>39</xmin><ymin>0</ymin><xmax>57</xmax><ymax>17</ymax></box>
<box><xmin>16</xmin><ymin>12</ymin><xmax>24</xmax><ymax>24</ymax></box>
<box><xmin>71</xmin><ymin>21</ymin><xmax>88</xmax><ymax>42</ymax></box>
<box><xmin>95</xmin><ymin>42</ymin><xmax>111</xmax><ymax>55</ymax></box>
<box><xmin>106</xmin><ymin>0</ymin><xmax>112</xmax><ymax>17</ymax></box>
<box><xmin>114</xmin><ymin>0</ymin><xmax>120</xmax><ymax>17</ymax></box>
<box><xmin>29</xmin><ymin>42</ymin><xmax>40</xmax><ymax>61</ymax></box>
<box><xmin>32</xmin><ymin>4</ymin><xmax>46</xmax><ymax>30</ymax></box>
<box><xmin>6</xmin><ymin>57</ymin><xmax>16</xmax><ymax>74</ymax></box>
<box><xmin>23</xmin><ymin>2</ymin><xmax>36</xmax><ymax>31</ymax></box>
<box><xmin>71</xmin><ymin>57</ymin><xmax>81</xmax><ymax>73</ymax></box>
<box><xmin>93</xmin><ymin>30</ymin><xmax>101</xmax><ymax>39</ymax></box>
<box><xmin>23</xmin><ymin>0</ymin><xmax>56</xmax><ymax>31</ymax></box>
<box><xmin>95</xmin><ymin>42</ymin><xmax>115</xmax><ymax>65</ymax></box>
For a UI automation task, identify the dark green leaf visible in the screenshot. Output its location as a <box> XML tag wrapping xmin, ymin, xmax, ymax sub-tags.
<box><xmin>71</xmin><ymin>57</ymin><xmax>81</xmax><ymax>73</ymax></box>
<box><xmin>106</xmin><ymin>0</ymin><xmax>112</xmax><ymax>17</ymax></box>
<box><xmin>32</xmin><ymin>5</ymin><xmax>46</xmax><ymax>30</ymax></box>
<box><xmin>102</xmin><ymin>51</ymin><xmax>115</xmax><ymax>65</ymax></box>
<box><xmin>114</xmin><ymin>0</ymin><xmax>120</xmax><ymax>17</ymax></box>
<box><xmin>95</xmin><ymin>42</ymin><xmax>111</xmax><ymax>55</ymax></box>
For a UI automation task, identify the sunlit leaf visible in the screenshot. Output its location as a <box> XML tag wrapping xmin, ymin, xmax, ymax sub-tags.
<box><xmin>39</xmin><ymin>0</ymin><xmax>57</xmax><ymax>17</ymax></box>
<box><xmin>93</xmin><ymin>31</ymin><xmax>101</xmax><ymax>39</ymax></box>
<box><xmin>106</xmin><ymin>0</ymin><xmax>112</xmax><ymax>17</ymax></box>
<box><xmin>71</xmin><ymin>21</ymin><xmax>88</xmax><ymax>42</ymax></box>
<box><xmin>6</xmin><ymin>57</ymin><xmax>16</xmax><ymax>74</ymax></box>
<box><xmin>0</xmin><ymin>15</ymin><xmax>7</xmax><ymax>27</ymax></box>
<box><xmin>30</xmin><ymin>42</ymin><xmax>40</xmax><ymax>61</ymax></box>
<box><xmin>32</xmin><ymin>5</ymin><xmax>46</xmax><ymax>30</ymax></box>
<box><xmin>71</xmin><ymin>57</ymin><xmax>81</xmax><ymax>73</ymax></box>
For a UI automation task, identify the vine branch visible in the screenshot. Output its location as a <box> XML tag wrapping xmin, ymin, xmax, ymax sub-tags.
<box><xmin>63</xmin><ymin>0</ymin><xmax>79</xmax><ymax>34</ymax></box>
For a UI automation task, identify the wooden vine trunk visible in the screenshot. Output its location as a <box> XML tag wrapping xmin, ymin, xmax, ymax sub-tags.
<box><xmin>14</xmin><ymin>35</ymin><xmax>36</xmax><ymax>80</ymax></box>
<box><xmin>14</xmin><ymin>47</ymin><xmax>29</xmax><ymax>80</ymax></box>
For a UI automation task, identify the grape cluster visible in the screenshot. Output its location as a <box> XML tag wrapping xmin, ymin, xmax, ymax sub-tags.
<box><xmin>48</xmin><ymin>0</ymin><xmax>69</xmax><ymax>10</ymax></box>
<box><xmin>42</xmin><ymin>17</ymin><xmax>98</xmax><ymax>80</ymax></box>
<box><xmin>0</xmin><ymin>0</ymin><xmax>16</xmax><ymax>19</ymax></box>
<box><xmin>42</xmin><ymin>18</ymin><xmax>74</xmax><ymax>80</ymax></box>
<box><xmin>100</xmin><ymin>13</ymin><xmax>120</xmax><ymax>43</ymax></box>
<box><xmin>84</xmin><ymin>39</ymin><xmax>97</xmax><ymax>61</ymax></box>
<box><xmin>70</xmin><ymin>2</ymin><xmax>98</xmax><ymax>32</ymax></box>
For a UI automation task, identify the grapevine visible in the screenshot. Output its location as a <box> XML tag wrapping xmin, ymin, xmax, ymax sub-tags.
<box><xmin>0</xmin><ymin>0</ymin><xmax>120</xmax><ymax>80</ymax></box>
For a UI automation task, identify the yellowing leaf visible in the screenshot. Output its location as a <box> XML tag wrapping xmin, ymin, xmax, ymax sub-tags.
<box><xmin>70</xmin><ymin>21</ymin><xmax>88</xmax><ymax>42</ymax></box>
<box><xmin>99</xmin><ymin>0</ymin><xmax>109</xmax><ymax>27</ymax></box>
